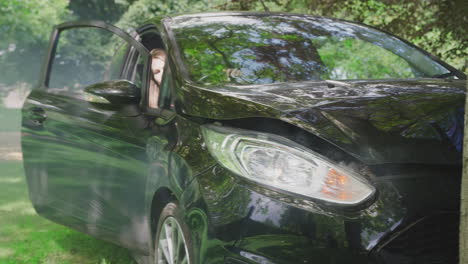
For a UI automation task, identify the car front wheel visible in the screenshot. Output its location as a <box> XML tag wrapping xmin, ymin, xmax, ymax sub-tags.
<box><xmin>155</xmin><ymin>202</ymin><xmax>193</xmax><ymax>264</ymax></box>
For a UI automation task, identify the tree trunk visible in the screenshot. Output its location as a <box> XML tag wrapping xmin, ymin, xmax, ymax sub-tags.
<box><xmin>461</xmin><ymin>80</ymin><xmax>468</xmax><ymax>264</ymax></box>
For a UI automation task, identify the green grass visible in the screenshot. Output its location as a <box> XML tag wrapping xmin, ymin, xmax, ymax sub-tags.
<box><xmin>0</xmin><ymin>160</ymin><xmax>137</xmax><ymax>264</ymax></box>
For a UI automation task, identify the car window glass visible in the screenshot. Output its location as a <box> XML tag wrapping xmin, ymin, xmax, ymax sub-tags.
<box><xmin>137</xmin><ymin>30</ymin><xmax>169</xmax><ymax>109</ymax></box>
<box><xmin>315</xmin><ymin>37</ymin><xmax>416</xmax><ymax>79</ymax></box>
<box><xmin>158</xmin><ymin>64</ymin><xmax>172</xmax><ymax>109</ymax></box>
<box><xmin>171</xmin><ymin>15</ymin><xmax>451</xmax><ymax>85</ymax></box>
<box><xmin>148</xmin><ymin>48</ymin><xmax>167</xmax><ymax>109</ymax></box>
<box><xmin>131</xmin><ymin>53</ymin><xmax>146</xmax><ymax>89</ymax></box>
<box><xmin>108</xmin><ymin>42</ymin><xmax>130</xmax><ymax>80</ymax></box>
<box><xmin>48</xmin><ymin>27</ymin><xmax>140</xmax><ymax>96</ymax></box>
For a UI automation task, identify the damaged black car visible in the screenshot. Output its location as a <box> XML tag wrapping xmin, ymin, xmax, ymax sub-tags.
<box><xmin>22</xmin><ymin>12</ymin><xmax>466</xmax><ymax>264</ymax></box>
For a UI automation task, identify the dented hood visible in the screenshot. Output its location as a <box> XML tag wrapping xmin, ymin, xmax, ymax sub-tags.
<box><xmin>178</xmin><ymin>78</ymin><xmax>466</xmax><ymax>165</ymax></box>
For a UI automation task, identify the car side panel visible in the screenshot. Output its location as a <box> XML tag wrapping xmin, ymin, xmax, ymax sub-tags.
<box><xmin>22</xmin><ymin>89</ymin><xmax>154</xmax><ymax>252</ymax></box>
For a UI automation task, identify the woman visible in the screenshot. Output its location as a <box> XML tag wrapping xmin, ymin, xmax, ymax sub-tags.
<box><xmin>148</xmin><ymin>48</ymin><xmax>166</xmax><ymax>108</ymax></box>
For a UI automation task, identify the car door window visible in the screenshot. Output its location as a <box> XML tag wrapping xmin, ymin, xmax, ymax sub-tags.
<box><xmin>157</xmin><ymin>64</ymin><xmax>173</xmax><ymax>109</ymax></box>
<box><xmin>136</xmin><ymin>30</ymin><xmax>169</xmax><ymax>110</ymax></box>
<box><xmin>47</xmin><ymin>27</ymin><xmax>144</xmax><ymax>96</ymax></box>
<box><xmin>129</xmin><ymin>51</ymin><xmax>146</xmax><ymax>90</ymax></box>
<box><xmin>107</xmin><ymin>42</ymin><xmax>131</xmax><ymax>80</ymax></box>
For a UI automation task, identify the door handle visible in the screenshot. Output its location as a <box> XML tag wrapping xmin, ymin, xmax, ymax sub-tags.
<box><xmin>28</xmin><ymin>107</ymin><xmax>47</xmax><ymax>124</ymax></box>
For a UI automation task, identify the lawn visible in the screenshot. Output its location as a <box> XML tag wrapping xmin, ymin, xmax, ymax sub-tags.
<box><xmin>0</xmin><ymin>108</ymin><xmax>21</xmax><ymax>132</ymax></box>
<box><xmin>0</xmin><ymin>106</ymin><xmax>137</xmax><ymax>264</ymax></box>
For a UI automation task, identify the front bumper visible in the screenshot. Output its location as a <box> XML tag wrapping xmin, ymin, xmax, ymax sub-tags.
<box><xmin>183</xmin><ymin>164</ymin><xmax>460</xmax><ymax>264</ymax></box>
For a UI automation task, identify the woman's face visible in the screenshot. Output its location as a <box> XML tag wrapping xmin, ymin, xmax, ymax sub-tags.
<box><xmin>151</xmin><ymin>54</ymin><xmax>166</xmax><ymax>85</ymax></box>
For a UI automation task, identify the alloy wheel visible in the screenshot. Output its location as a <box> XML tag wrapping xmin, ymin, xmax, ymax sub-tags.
<box><xmin>156</xmin><ymin>216</ymin><xmax>190</xmax><ymax>264</ymax></box>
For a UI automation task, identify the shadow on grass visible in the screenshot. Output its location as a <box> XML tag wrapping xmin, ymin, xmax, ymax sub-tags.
<box><xmin>0</xmin><ymin>160</ymin><xmax>136</xmax><ymax>264</ymax></box>
<box><xmin>55</xmin><ymin>231</ymin><xmax>137</xmax><ymax>264</ymax></box>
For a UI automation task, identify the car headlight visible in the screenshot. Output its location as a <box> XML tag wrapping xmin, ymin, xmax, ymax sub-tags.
<box><xmin>201</xmin><ymin>124</ymin><xmax>375</xmax><ymax>205</ymax></box>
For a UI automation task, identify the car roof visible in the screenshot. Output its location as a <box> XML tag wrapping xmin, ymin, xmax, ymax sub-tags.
<box><xmin>155</xmin><ymin>11</ymin><xmax>345</xmax><ymax>30</ymax></box>
<box><xmin>143</xmin><ymin>11</ymin><xmax>334</xmax><ymax>33</ymax></box>
<box><xmin>143</xmin><ymin>11</ymin><xmax>334</xmax><ymax>25</ymax></box>
<box><xmin>165</xmin><ymin>11</ymin><xmax>334</xmax><ymax>23</ymax></box>
<box><xmin>169</xmin><ymin>11</ymin><xmax>316</xmax><ymax>19</ymax></box>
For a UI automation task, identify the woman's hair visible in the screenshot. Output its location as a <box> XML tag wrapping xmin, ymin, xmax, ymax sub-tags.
<box><xmin>150</xmin><ymin>48</ymin><xmax>166</xmax><ymax>59</ymax></box>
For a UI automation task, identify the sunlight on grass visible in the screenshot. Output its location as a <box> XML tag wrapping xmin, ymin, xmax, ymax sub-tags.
<box><xmin>0</xmin><ymin>201</ymin><xmax>35</xmax><ymax>214</ymax></box>
<box><xmin>0</xmin><ymin>248</ymin><xmax>14</xmax><ymax>258</ymax></box>
<box><xmin>0</xmin><ymin>176</ymin><xmax>22</xmax><ymax>183</ymax></box>
<box><xmin>0</xmin><ymin>151</ymin><xmax>23</xmax><ymax>161</ymax></box>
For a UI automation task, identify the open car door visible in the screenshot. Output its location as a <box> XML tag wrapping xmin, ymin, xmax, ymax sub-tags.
<box><xmin>21</xmin><ymin>20</ymin><xmax>153</xmax><ymax>251</ymax></box>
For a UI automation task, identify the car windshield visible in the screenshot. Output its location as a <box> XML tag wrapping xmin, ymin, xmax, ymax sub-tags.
<box><xmin>170</xmin><ymin>15</ymin><xmax>451</xmax><ymax>85</ymax></box>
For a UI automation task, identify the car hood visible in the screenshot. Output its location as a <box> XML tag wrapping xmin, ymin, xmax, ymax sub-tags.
<box><xmin>177</xmin><ymin>79</ymin><xmax>466</xmax><ymax>165</ymax></box>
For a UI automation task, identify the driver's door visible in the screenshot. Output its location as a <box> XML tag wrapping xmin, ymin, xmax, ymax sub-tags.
<box><xmin>22</xmin><ymin>21</ymin><xmax>151</xmax><ymax>248</ymax></box>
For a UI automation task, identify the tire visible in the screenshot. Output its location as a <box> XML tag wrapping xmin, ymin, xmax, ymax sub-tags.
<box><xmin>154</xmin><ymin>202</ymin><xmax>194</xmax><ymax>264</ymax></box>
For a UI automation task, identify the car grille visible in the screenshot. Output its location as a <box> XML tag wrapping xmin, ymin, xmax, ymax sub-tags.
<box><xmin>377</xmin><ymin>213</ymin><xmax>459</xmax><ymax>264</ymax></box>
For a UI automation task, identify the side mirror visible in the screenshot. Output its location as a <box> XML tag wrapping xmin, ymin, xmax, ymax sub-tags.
<box><xmin>84</xmin><ymin>80</ymin><xmax>140</xmax><ymax>105</ymax></box>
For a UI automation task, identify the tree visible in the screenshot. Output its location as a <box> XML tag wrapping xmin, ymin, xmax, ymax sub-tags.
<box><xmin>0</xmin><ymin>0</ymin><xmax>70</xmax><ymax>93</ymax></box>
<box><xmin>462</xmin><ymin>79</ymin><xmax>468</xmax><ymax>264</ymax></box>
<box><xmin>116</xmin><ymin>0</ymin><xmax>222</xmax><ymax>30</ymax></box>
<box><xmin>220</xmin><ymin>0</ymin><xmax>467</xmax><ymax>72</ymax></box>
<box><xmin>0</xmin><ymin>0</ymin><xmax>132</xmax><ymax>96</ymax></box>
<box><xmin>67</xmin><ymin>0</ymin><xmax>135</xmax><ymax>23</ymax></box>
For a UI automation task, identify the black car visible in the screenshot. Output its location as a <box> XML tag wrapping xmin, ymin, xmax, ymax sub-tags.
<box><xmin>22</xmin><ymin>12</ymin><xmax>466</xmax><ymax>264</ymax></box>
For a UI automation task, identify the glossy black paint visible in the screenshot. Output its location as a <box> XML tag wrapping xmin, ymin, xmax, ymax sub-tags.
<box><xmin>22</xmin><ymin>12</ymin><xmax>465</xmax><ymax>264</ymax></box>
<box><xmin>84</xmin><ymin>80</ymin><xmax>141</xmax><ymax>105</ymax></box>
<box><xmin>176</xmin><ymin>78</ymin><xmax>465</xmax><ymax>165</ymax></box>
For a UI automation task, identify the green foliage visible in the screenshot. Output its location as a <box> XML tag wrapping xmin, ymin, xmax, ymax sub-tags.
<box><xmin>0</xmin><ymin>0</ymin><xmax>69</xmax><ymax>46</ymax></box>
<box><xmin>0</xmin><ymin>0</ymin><xmax>70</xmax><ymax>87</ymax></box>
<box><xmin>220</xmin><ymin>0</ymin><xmax>467</xmax><ymax>72</ymax></box>
<box><xmin>0</xmin><ymin>0</ymin><xmax>463</xmax><ymax>89</ymax></box>
<box><xmin>174</xmin><ymin>16</ymin><xmax>448</xmax><ymax>85</ymax></box>
<box><xmin>317</xmin><ymin>38</ymin><xmax>414</xmax><ymax>79</ymax></box>
<box><xmin>332</xmin><ymin>0</ymin><xmax>467</xmax><ymax>73</ymax></box>
<box><xmin>116</xmin><ymin>0</ymin><xmax>223</xmax><ymax>30</ymax></box>
<box><xmin>68</xmin><ymin>0</ymin><xmax>134</xmax><ymax>23</ymax></box>
<box><xmin>49</xmin><ymin>28</ymin><xmax>128</xmax><ymax>90</ymax></box>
